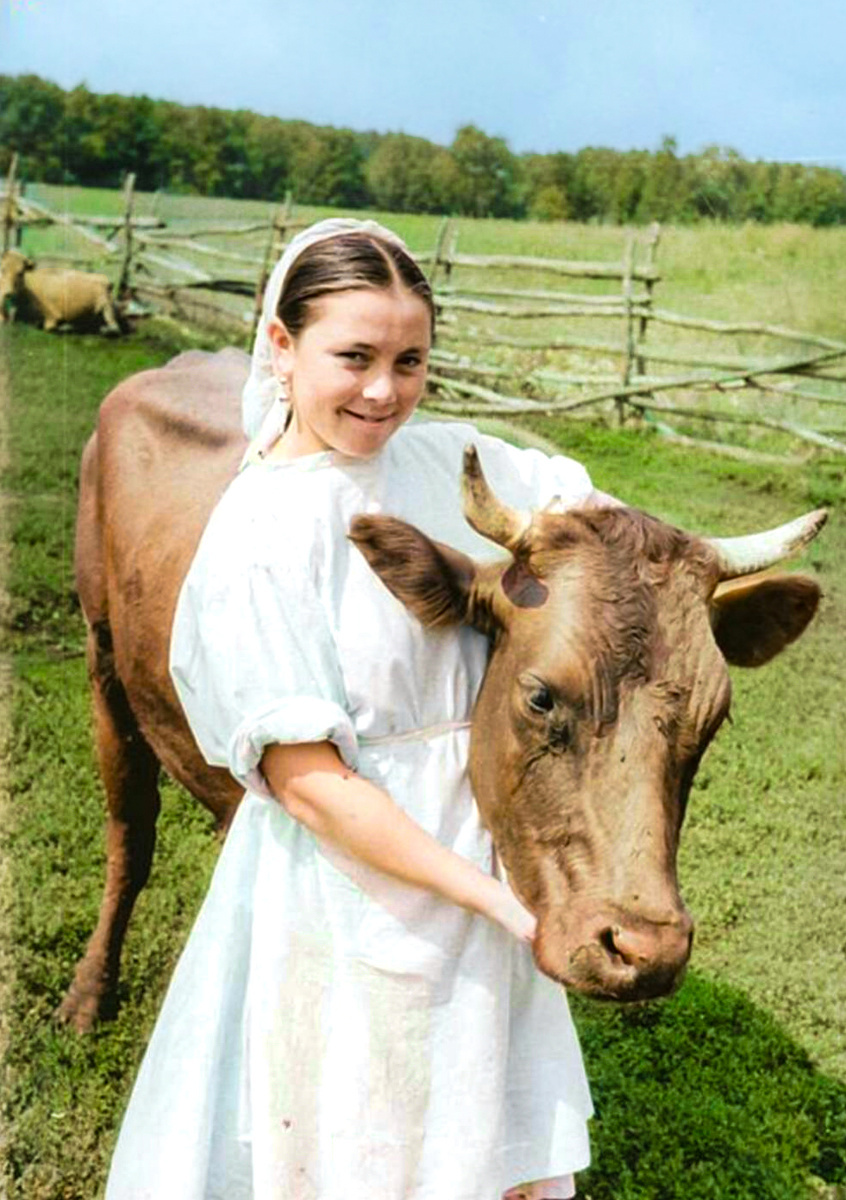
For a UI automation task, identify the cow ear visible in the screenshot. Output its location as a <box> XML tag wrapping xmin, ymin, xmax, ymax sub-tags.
<box><xmin>350</xmin><ymin>515</ymin><xmax>478</xmax><ymax>629</ymax></box>
<box><xmin>710</xmin><ymin>572</ymin><xmax>821</xmax><ymax>667</ymax></box>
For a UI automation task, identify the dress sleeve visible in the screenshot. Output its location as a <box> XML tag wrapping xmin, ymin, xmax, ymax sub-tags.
<box><xmin>169</xmin><ymin>551</ymin><xmax>358</xmax><ymax>797</ymax></box>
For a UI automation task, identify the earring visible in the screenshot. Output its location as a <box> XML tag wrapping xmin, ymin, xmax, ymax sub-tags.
<box><xmin>255</xmin><ymin>388</ymin><xmax>289</xmax><ymax>459</ymax></box>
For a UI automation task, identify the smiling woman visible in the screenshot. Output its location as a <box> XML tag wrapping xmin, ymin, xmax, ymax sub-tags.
<box><xmin>266</xmin><ymin>287</ymin><xmax>431</xmax><ymax>458</ymax></box>
<box><xmin>262</xmin><ymin>226</ymin><xmax>435</xmax><ymax>459</ymax></box>
<box><xmin>102</xmin><ymin>219</ymin><xmax>598</xmax><ymax>1200</ymax></box>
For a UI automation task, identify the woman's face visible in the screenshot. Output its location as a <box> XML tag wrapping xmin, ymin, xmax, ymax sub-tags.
<box><xmin>268</xmin><ymin>286</ymin><xmax>432</xmax><ymax>459</ymax></box>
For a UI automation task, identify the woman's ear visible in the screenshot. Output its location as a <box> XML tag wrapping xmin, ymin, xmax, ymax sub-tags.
<box><xmin>267</xmin><ymin>317</ymin><xmax>295</xmax><ymax>388</ymax></box>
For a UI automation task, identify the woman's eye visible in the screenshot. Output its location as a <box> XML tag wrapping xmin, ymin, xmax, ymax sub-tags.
<box><xmin>398</xmin><ymin>354</ymin><xmax>423</xmax><ymax>369</ymax></box>
<box><xmin>527</xmin><ymin>685</ymin><xmax>555</xmax><ymax>714</ymax></box>
<box><xmin>338</xmin><ymin>351</ymin><xmax>368</xmax><ymax>365</ymax></box>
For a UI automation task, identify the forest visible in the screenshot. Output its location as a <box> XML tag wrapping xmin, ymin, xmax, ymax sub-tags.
<box><xmin>2</xmin><ymin>72</ymin><xmax>846</xmax><ymax>226</ymax></box>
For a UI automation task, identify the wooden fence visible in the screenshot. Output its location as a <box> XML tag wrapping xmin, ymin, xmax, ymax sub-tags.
<box><xmin>3</xmin><ymin>162</ymin><xmax>846</xmax><ymax>464</ymax></box>
<box><xmin>1</xmin><ymin>163</ymin><xmax>311</xmax><ymax>341</ymax></box>
<box><xmin>416</xmin><ymin>221</ymin><xmax>846</xmax><ymax>463</ymax></box>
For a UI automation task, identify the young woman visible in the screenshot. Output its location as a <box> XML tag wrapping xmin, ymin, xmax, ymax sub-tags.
<box><xmin>105</xmin><ymin>218</ymin><xmax>595</xmax><ymax>1200</ymax></box>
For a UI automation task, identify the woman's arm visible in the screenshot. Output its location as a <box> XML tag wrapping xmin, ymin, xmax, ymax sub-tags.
<box><xmin>261</xmin><ymin>741</ymin><xmax>536</xmax><ymax>943</ymax></box>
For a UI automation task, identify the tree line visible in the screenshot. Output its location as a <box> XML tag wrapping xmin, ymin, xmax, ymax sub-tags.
<box><xmin>3</xmin><ymin>73</ymin><xmax>846</xmax><ymax>227</ymax></box>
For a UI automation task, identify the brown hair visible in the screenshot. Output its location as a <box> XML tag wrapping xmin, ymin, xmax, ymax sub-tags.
<box><xmin>276</xmin><ymin>232</ymin><xmax>435</xmax><ymax>338</ymax></box>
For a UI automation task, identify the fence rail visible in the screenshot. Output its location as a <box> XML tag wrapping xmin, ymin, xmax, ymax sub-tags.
<box><xmin>3</xmin><ymin>167</ymin><xmax>845</xmax><ymax>463</ymax></box>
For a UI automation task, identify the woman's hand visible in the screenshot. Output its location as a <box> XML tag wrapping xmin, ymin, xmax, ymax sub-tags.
<box><xmin>261</xmin><ymin>740</ymin><xmax>537</xmax><ymax>944</ymax></box>
<box><xmin>481</xmin><ymin>878</ymin><xmax>537</xmax><ymax>944</ymax></box>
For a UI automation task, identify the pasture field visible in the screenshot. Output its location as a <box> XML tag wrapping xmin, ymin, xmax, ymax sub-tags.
<box><xmin>24</xmin><ymin>181</ymin><xmax>846</xmax><ymax>336</ymax></box>
<box><xmin>1</xmin><ymin>203</ymin><xmax>846</xmax><ymax>1199</ymax></box>
<box><xmin>22</xmin><ymin>183</ymin><xmax>846</xmax><ymax>460</ymax></box>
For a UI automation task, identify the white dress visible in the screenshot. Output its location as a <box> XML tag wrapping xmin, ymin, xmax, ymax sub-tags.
<box><xmin>105</xmin><ymin>420</ymin><xmax>595</xmax><ymax>1200</ymax></box>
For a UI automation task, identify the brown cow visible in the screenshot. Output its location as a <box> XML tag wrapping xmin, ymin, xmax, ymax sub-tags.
<box><xmin>0</xmin><ymin>249</ymin><xmax>121</xmax><ymax>333</ymax></box>
<box><xmin>59</xmin><ymin>347</ymin><xmax>826</xmax><ymax>1031</ymax></box>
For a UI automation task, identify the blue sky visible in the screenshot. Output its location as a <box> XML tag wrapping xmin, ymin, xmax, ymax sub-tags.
<box><xmin>2</xmin><ymin>0</ymin><xmax>845</xmax><ymax>165</ymax></box>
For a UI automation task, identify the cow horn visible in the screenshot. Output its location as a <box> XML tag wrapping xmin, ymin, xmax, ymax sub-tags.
<box><xmin>462</xmin><ymin>445</ymin><xmax>530</xmax><ymax>551</ymax></box>
<box><xmin>707</xmin><ymin>508</ymin><xmax>828</xmax><ymax>579</ymax></box>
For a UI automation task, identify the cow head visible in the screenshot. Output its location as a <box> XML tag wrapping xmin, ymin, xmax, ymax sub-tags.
<box><xmin>0</xmin><ymin>250</ymin><xmax>33</xmax><ymax>320</ymax></box>
<box><xmin>350</xmin><ymin>445</ymin><xmax>826</xmax><ymax>1002</ymax></box>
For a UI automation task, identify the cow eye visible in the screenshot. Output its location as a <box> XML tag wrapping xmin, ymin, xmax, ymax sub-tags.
<box><xmin>527</xmin><ymin>684</ymin><xmax>555</xmax><ymax>714</ymax></box>
<box><xmin>518</xmin><ymin>673</ymin><xmax>558</xmax><ymax>718</ymax></box>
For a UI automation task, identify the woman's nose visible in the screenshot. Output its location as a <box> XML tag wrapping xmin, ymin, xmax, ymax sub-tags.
<box><xmin>361</xmin><ymin>370</ymin><xmax>396</xmax><ymax>405</ymax></box>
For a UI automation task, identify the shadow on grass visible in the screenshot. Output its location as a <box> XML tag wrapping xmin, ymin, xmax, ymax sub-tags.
<box><xmin>571</xmin><ymin>972</ymin><xmax>846</xmax><ymax>1200</ymax></box>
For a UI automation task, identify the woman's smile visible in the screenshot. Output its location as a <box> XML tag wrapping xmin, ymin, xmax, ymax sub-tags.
<box><xmin>268</xmin><ymin>287</ymin><xmax>431</xmax><ymax>459</ymax></box>
<box><xmin>343</xmin><ymin>408</ymin><xmax>396</xmax><ymax>423</ymax></box>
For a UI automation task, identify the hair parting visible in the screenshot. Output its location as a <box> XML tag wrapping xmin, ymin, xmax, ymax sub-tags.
<box><xmin>276</xmin><ymin>232</ymin><xmax>435</xmax><ymax>339</ymax></box>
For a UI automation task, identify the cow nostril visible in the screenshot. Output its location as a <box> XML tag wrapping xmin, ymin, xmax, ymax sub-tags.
<box><xmin>604</xmin><ymin>924</ymin><xmax>649</xmax><ymax>966</ymax></box>
<box><xmin>599</xmin><ymin>919</ymin><xmax>693</xmax><ymax>970</ymax></box>
<box><xmin>598</xmin><ymin>926</ymin><xmax>626</xmax><ymax>964</ymax></box>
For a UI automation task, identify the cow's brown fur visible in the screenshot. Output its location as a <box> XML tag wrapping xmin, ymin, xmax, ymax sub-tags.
<box><xmin>62</xmin><ymin>348</ymin><xmax>824</xmax><ymax>1028</ymax></box>
<box><xmin>59</xmin><ymin>350</ymin><xmax>247</xmax><ymax>1030</ymax></box>
<box><xmin>351</xmin><ymin>500</ymin><xmax>821</xmax><ymax>1001</ymax></box>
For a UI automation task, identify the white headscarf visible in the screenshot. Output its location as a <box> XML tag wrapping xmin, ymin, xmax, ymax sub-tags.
<box><xmin>242</xmin><ymin>217</ymin><xmax>412</xmax><ymax>451</ymax></box>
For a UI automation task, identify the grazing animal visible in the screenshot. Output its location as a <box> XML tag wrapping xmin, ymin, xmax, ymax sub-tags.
<box><xmin>60</xmin><ymin>347</ymin><xmax>826</xmax><ymax>1031</ymax></box>
<box><xmin>0</xmin><ymin>249</ymin><xmax>121</xmax><ymax>333</ymax></box>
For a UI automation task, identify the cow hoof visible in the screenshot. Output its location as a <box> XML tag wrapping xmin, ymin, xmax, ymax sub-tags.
<box><xmin>55</xmin><ymin>983</ymin><xmax>116</xmax><ymax>1033</ymax></box>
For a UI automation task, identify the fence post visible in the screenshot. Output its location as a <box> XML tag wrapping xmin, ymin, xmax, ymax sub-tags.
<box><xmin>15</xmin><ymin>180</ymin><xmax>25</xmax><ymax>248</ymax></box>
<box><xmin>275</xmin><ymin>191</ymin><xmax>294</xmax><ymax>245</ymax></box>
<box><xmin>2</xmin><ymin>152</ymin><xmax>19</xmax><ymax>255</ymax></box>
<box><xmin>116</xmin><ymin>172</ymin><xmax>136</xmax><ymax>302</ymax></box>
<box><xmin>250</xmin><ymin>194</ymin><xmax>291</xmax><ymax>346</ymax></box>
<box><xmin>636</xmin><ymin>221</ymin><xmax>661</xmax><ymax>381</ymax></box>
<box><xmin>618</xmin><ymin>233</ymin><xmax>636</xmax><ymax>425</ymax></box>
<box><xmin>428</xmin><ymin>217</ymin><xmax>451</xmax><ymax>291</ymax></box>
<box><xmin>444</xmin><ymin>223</ymin><xmax>458</xmax><ymax>285</ymax></box>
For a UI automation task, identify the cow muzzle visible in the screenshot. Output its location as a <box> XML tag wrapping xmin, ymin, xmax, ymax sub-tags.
<box><xmin>534</xmin><ymin>903</ymin><xmax>694</xmax><ymax>1002</ymax></box>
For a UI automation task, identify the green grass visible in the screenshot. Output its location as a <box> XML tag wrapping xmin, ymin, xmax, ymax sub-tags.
<box><xmin>1</xmin><ymin>323</ymin><xmax>223</xmax><ymax>1200</ymax></box>
<box><xmin>2</xmin><ymin>212</ymin><xmax>846</xmax><ymax>1198</ymax></box>
<box><xmin>23</xmin><ymin>183</ymin><xmax>846</xmax><ymax>334</ymax></box>
<box><xmin>576</xmin><ymin>975</ymin><xmax>846</xmax><ymax>1199</ymax></box>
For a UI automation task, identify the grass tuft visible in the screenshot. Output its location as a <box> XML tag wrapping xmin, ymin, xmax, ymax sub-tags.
<box><xmin>574</xmin><ymin>976</ymin><xmax>846</xmax><ymax>1198</ymax></box>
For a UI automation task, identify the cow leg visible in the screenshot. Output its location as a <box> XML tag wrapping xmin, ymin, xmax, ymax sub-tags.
<box><xmin>99</xmin><ymin>293</ymin><xmax>121</xmax><ymax>335</ymax></box>
<box><xmin>57</xmin><ymin>624</ymin><xmax>161</xmax><ymax>1032</ymax></box>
